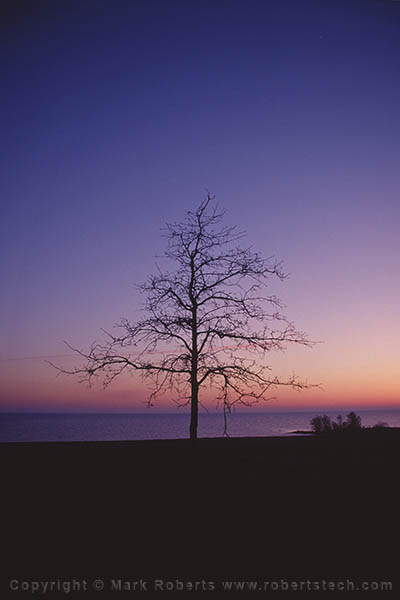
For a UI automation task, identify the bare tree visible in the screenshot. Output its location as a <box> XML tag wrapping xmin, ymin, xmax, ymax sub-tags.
<box><xmin>56</xmin><ymin>195</ymin><xmax>313</xmax><ymax>440</ymax></box>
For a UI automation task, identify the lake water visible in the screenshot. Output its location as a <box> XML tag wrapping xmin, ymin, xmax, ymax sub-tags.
<box><xmin>1</xmin><ymin>408</ymin><xmax>400</xmax><ymax>442</ymax></box>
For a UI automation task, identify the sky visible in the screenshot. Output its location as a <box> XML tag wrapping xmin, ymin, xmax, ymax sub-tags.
<box><xmin>1</xmin><ymin>0</ymin><xmax>399</xmax><ymax>413</ymax></box>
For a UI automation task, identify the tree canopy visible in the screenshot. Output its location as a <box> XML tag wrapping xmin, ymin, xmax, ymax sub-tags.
<box><xmin>58</xmin><ymin>195</ymin><xmax>313</xmax><ymax>439</ymax></box>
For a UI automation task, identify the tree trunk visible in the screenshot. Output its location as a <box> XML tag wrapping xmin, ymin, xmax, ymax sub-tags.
<box><xmin>190</xmin><ymin>299</ymin><xmax>198</xmax><ymax>441</ymax></box>
<box><xmin>190</xmin><ymin>378</ymin><xmax>198</xmax><ymax>441</ymax></box>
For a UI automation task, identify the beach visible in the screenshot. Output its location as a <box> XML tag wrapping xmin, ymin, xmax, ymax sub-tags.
<box><xmin>2</xmin><ymin>431</ymin><xmax>399</xmax><ymax>596</ymax></box>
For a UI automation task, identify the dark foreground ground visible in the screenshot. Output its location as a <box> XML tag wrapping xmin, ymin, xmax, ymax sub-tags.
<box><xmin>2</xmin><ymin>430</ymin><xmax>399</xmax><ymax>597</ymax></box>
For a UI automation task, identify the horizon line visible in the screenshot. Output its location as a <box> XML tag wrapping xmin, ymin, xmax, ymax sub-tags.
<box><xmin>1</xmin><ymin>406</ymin><xmax>400</xmax><ymax>415</ymax></box>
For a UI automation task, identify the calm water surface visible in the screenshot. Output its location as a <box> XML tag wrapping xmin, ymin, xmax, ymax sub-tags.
<box><xmin>1</xmin><ymin>409</ymin><xmax>399</xmax><ymax>442</ymax></box>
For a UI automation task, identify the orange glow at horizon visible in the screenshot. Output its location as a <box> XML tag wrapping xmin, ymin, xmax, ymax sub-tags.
<box><xmin>1</xmin><ymin>316</ymin><xmax>399</xmax><ymax>412</ymax></box>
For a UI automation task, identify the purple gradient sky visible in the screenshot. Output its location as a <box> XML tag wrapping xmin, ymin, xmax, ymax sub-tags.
<box><xmin>1</xmin><ymin>0</ymin><xmax>399</xmax><ymax>412</ymax></box>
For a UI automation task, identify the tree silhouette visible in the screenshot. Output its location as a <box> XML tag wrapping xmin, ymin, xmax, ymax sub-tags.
<box><xmin>311</xmin><ymin>411</ymin><xmax>363</xmax><ymax>434</ymax></box>
<box><xmin>56</xmin><ymin>195</ymin><xmax>313</xmax><ymax>440</ymax></box>
<box><xmin>344</xmin><ymin>411</ymin><xmax>362</xmax><ymax>431</ymax></box>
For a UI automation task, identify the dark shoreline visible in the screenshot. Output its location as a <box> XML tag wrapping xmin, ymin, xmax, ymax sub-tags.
<box><xmin>2</xmin><ymin>431</ymin><xmax>399</xmax><ymax>596</ymax></box>
<box><xmin>2</xmin><ymin>424</ymin><xmax>400</xmax><ymax>445</ymax></box>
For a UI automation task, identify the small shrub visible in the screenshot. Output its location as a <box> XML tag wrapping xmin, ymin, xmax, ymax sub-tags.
<box><xmin>372</xmin><ymin>421</ymin><xmax>389</xmax><ymax>430</ymax></box>
<box><xmin>310</xmin><ymin>415</ymin><xmax>324</xmax><ymax>434</ymax></box>
<box><xmin>311</xmin><ymin>414</ymin><xmax>332</xmax><ymax>434</ymax></box>
<box><xmin>310</xmin><ymin>411</ymin><xmax>364</xmax><ymax>434</ymax></box>
<box><xmin>345</xmin><ymin>411</ymin><xmax>362</xmax><ymax>430</ymax></box>
<box><xmin>321</xmin><ymin>415</ymin><xmax>332</xmax><ymax>432</ymax></box>
<box><xmin>332</xmin><ymin>414</ymin><xmax>344</xmax><ymax>431</ymax></box>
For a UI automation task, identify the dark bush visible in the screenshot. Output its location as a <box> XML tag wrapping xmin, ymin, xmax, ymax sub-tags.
<box><xmin>310</xmin><ymin>411</ymin><xmax>391</xmax><ymax>434</ymax></box>
<box><xmin>311</xmin><ymin>411</ymin><xmax>363</xmax><ymax>434</ymax></box>
<box><xmin>311</xmin><ymin>414</ymin><xmax>332</xmax><ymax>434</ymax></box>
<box><xmin>345</xmin><ymin>411</ymin><xmax>362</xmax><ymax>430</ymax></box>
<box><xmin>372</xmin><ymin>421</ymin><xmax>389</xmax><ymax>430</ymax></box>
